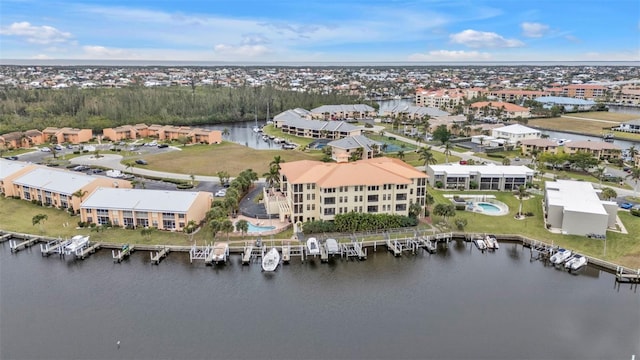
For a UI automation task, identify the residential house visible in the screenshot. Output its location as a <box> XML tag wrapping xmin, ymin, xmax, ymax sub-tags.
<box><xmin>534</xmin><ymin>96</ymin><xmax>596</xmax><ymax>111</ymax></box>
<box><xmin>613</xmin><ymin>119</ymin><xmax>640</xmax><ymax>133</ymax></box>
<box><xmin>426</xmin><ymin>164</ymin><xmax>534</xmax><ymax>190</ymax></box>
<box><xmin>545</xmin><ymin>180</ymin><xmax>617</xmax><ymax>236</ymax></box>
<box><xmin>467</xmin><ymin>101</ymin><xmax>531</xmax><ymax>120</ymax></box>
<box><xmin>491</xmin><ymin>124</ymin><xmax>541</xmax><ymax>145</ymax></box>
<box><xmin>266</xmin><ymin>157</ymin><xmax>427</xmax><ymax>224</ymax></box>
<box><xmin>274</xmin><ymin>113</ymin><xmax>361</xmax><ymax>140</ymax></box>
<box><xmin>310</xmin><ymin>104</ymin><xmax>377</xmax><ymax>121</ymax></box>
<box><xmin>41</xmin><ymin>127</ymin><xmax>93</xmax><ymax>144</ymax></box>
<box><xmin>79</xmin><ymin>188</ymin><xmax>213</xmax><ymax>231</ymax></box>
<box><xmin>327</xmin><ymin>135</ymin><xmax>382</xmax><ymax>163</ymax></box>
<box><xmin>0</xmin><ymin>129</ymin><xmax>44</xmax><ymax>149</ymax></box>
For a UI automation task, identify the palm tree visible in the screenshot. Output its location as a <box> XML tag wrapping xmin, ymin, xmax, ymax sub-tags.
<box><xmin>626</xmin><ymin>167</ymin><xmax>640</xmax><ymax>198</ymax></box>
<box><xmin>502</xmin><ymin>157</ymin><xmax>511</xmax><ymax>166</ymax></box>
<box><xmin>417</xmin><ymin>147</ymin><xmax>437</xmax><ymax>171</ymax></box>
<box><xmin>32</xmin><ymin>214</ymin><xmax>48</xmax><ymax>233</ymax></box>
<box><xmin>222</xmin><ymin>128</ymin><xmax>230</xmax><ymax>138</ymax></box>
<box><xmin>72</xmin><ymin>189</ymin><xmax>88</xmax><ymax>202</ymax></box>
<box><xmin>516</xmin><ymin>185</ymin><xmax>527</xmax><ymax>218</ymax></box>
<box><xmin>235</xmin><ymin>219</ymin><xmax>249</xmax><ymax>238</ymax></box>
<box><xmin>270</xmin><ymin>155</ymin><xmax>285</xmax><ymax>170</ymax></box>
<box><xmin>443</xmin><ymin>141</ymin><xmax>453</xmax><ymax>164</ymax></box>
<box><xmin>601</xmin><ymin>187</ymin><xmax>617</xmax><ymax>201</ymax></box>
<box><xmin>263</xmin><ymin>165</ymin><xmax>281</xmax><ymax>189</ymax></box>
<box><xmin>349</xmin><ymin>147</ymin><xmax>363</xmax><ymax>162</ymax></box>
<box><xmin>397</xmin><ymin>150</ymin><xmax>405</xmax><ymax>160</ymax></box>
<box><xmin>221</xmin><ymin>219</ymin><xmax>234</xmax><ymax>240</ymax></box>
<box><xmin>593</xmin><ymin>166</ymin><xmax>606</xmax><ymax>187</ymax></box>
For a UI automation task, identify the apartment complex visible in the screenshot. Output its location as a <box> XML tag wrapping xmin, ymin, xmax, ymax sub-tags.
<box><xmin>0</xmin><ymin>159</ymin><xmax>131</xmax><ymax>212</ymax></box>
<box><xmin>269</xmin><ymin>157</ymin><xmax>427</xmax><ymax>223</ymax></box>
<box><xmin>42</xmin><ymin>127</ymin><xmax>93</xmax><ymax>144</ymax></box>
<box><xmin>274</xmin><ymin>114</ymin><xmax>361</xmax><ymax>140</ymax></box>
<box><xmin>534</xmin><ymin>96</ymin><xmax>596</xmax><ymax>111</ymax></box>
<box><xmin>380</xmin><ymin>105</ymin><xmax>448</xmax><ymax>120</ymax></box>
<box><xmin>310</xmin><ymin>104</ymin><xmax>377</xmax><ymax>120</ymax></box>
<box><xmin>519</xmin><ymin>139</ymin><xmax>559</xmax><ymax>156</ymax></box>
<box><xmin>491</xmin><ymin>124</ymin><xmax>541</xmax><ymax>144</ymax></box>
<box><xmin>545</xmin><ymin>180</ymin><xmax>617</xmax><ymax>236</ymax></box>
<box><xmin>103</xmin><ymin>124</ymin><xmax>222</xmax><ymax>144</ymax></box>
<box><xmin>467</xmin><ymin>101</ymin><xmax>531</xmax><ymax>119</ymax></box>
<box><xmin>563</xmin><ymin>140</ymin><xmax>622</xmax><ymax>160</ymax></box>
<box><xmin>415</xmin><ymin>89</ymin><xmax>466</xmax><ymax>111</ymax></box>
<box><xmin>79</xmin><ymin>188</ymin><xmax>213</xmax><ymax>230</ymax></box>
<box><xmin>0</xmin><ymin>129</ymin><xmax>45</xmax><ymax>149</ymax></box>
<box><xmin>488</xmin><ymin>90</ymin><xmax>547</xmax><ymax>102</ymax></box>
<box><xmin>327</xmin><ymin>135</ymin><xmax>382</xmax><ymax>163</ymax></box>
<box><xmin>426</xmin><ymin>164</ymin><xmax>534</xmax><ymax>190</ymax></box>
<box><xmin>562</xmin><ymin>84</ymin><xmax>607</xmax><ymax>100</ymax></box>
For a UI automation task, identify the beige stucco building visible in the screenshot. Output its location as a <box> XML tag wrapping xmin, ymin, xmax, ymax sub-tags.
<box><xmin>264</xmin><ymin>157</ymin><xmax>428</xmax><ymax>224</ymax></box>
<box><xmin>563</xmin><ymin>141</ymin><xmax>622</xmax><ymax>160</ymax></box>
<box><xmin>103</xmin><ymin>124</ymin><xmax>221</xmax><ymax>144</ymax></box>
<box><xmin>42</xmin><ymin>127</ymin><xmax>93</xmax><ymax>144</ymax></box>
<box><xmin>519</xmin><ymin>138</ymin><xmax>559</xmax><ymax>156</ymax></box>
<box><xmin>79</xmin><ymin>188</ymin><xmax>213</xmax><ymax>230</ymax></box>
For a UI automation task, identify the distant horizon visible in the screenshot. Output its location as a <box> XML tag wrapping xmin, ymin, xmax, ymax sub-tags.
<box><xmin>2</xmin><ymin>59</ymin><xmax>639</xmax><ymax>67</ymax></box>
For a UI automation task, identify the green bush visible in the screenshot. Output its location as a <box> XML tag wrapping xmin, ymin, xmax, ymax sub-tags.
<box><xmin>630</xmin><ymin>209</ymin><xmax>640</xmax><ymax>217</ymax></box>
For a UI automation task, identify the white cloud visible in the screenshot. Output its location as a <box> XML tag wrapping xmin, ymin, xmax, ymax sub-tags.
<box><xmin>82</xmin><ymin>46</ymin><xmax>137</xmax><ymax>59</ymax></box>
<box><xmin>449</xmin><ymin>29</ymin><xmax>524</xmax><ymax>48</ymax></box>
<box><xmin>408</xmin><ymin>50</ymin><xmax>491</xmax><ymax>61</ymax></box>
<box><xmin>213</xmin><ymin>44</ymin><xmax>271</xmax><ymax>57</ymax></box>
<box><xmin>521</xmin><ymin>22</ymin><xmax>549</xmax><ymax>38</ymax></box>
<box><xmin>0</xmin><ymin>22</ymin><xmax>72</xmax><ymax>44</ymax></box>
<box><xmin>32</xmin><ymin>54</ymin><xmax>52</xmax><ymax>60</ymax></box>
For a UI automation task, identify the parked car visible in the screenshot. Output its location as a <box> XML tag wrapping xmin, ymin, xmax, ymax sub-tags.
<box><xmin>4</xmin><ymin>156</ymin><xmax>18</xmax><ymax>160</ymax></box>
<box><xmin>214</xmin><ymin>189</ymin><xmax>227</xmax><ymax>197</ymax></box>
<box><xmin>73</xmin><ymin>165</ymin><xmax>89</xmax><ymax>172</ymax></box>
<box><xmin>39</xmin><ymin>147</ymin><xmax>51</xmax><ymax>152</ymax></box>
<box><xmin>619</xmin><ymin>202</ymin><xmax>634</xmax><ymax>209</ymax></box>
<box><xmin>135</xmin><ymin>159</ymin><xmax>148</xmax><ymax>165</ymax></box>
<box><xmin>157</xmin><ymin>144</ymin><xmax>169</xmax><ymax>148</ymax></box>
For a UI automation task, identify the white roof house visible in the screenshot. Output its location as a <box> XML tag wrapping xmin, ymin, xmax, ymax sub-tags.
<box><xmin>81</xmin><ymin>188</ymin><xmax>205</xmax><ymax>213</ymax></box>
<box><xmin>0</xmin><ymin>159</ymin><xmax>30</xmax><ymax>180</ymax></box>
<box><xmin>12</xmin><ymin>167</ymin><xmax>98</xmax><ymax>195</ymax></box>
<box><xmin>426</xmin><ymin>164</ymin><xmax>534</xmax><ymax>190</ymax></box>
<box><xmin>491</xmin><ymin>124</ymin><xmax>541</xmax><ymax>144</ymax></box>
<box><xmin>544</xmin><ymin>180</ymin><xmax>617</xmax><ymax>236</ymax></box>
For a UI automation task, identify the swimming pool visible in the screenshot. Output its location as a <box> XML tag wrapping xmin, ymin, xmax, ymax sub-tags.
<box><xmin>467</xmin><ymin>201</ymin><xmax>508</xmax><ymax>216</ymax></box>
<box><xmin>476</xmin><ymin>202</ymin><xmax>501</xmax><ymax>214</ymax></box>
<box><xmin>246</xmin><ymin>222</ymin><xmax>276</xmax><ymax>233</ymax></box>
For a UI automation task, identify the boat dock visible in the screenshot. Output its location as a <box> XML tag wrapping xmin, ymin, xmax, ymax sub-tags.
<box><xmin>112</xmin><ymin>245</ymin><xmax>134</xmax><ymax>263</ymax></box>
<box><xmin>40</xmin><ymin>238</ymin><xmax>71</xmax><ymax>256</ymax></box>
<box><xmin>241</xmin><ymin>244</ymin><xmax>254</xmax><ymax>265</ymax></box>
<box><xmin>9</xmin><ymin>236</ymin><xmax>40</xmax><ymax>253</ymax></box>
<box><xmin>616</xmin><ymin>267</ymin><xmax>640</xmax><ymax>284</ymax></box>
<box><xmin>320</xmin><ymin>241</ymin><xmax>329</xmax><ymax>262</ymax></box>
<box><xmin>0</xmin><ymin>233</ymin><xmax>13</xmax><ymax>243</ymax></box>
<box><xmin>281</xmin><ymin>243</ymin><xmax>291</xmax><ymax>264</ymax></box>
<box><xmin>150</xmin><ymin>247</ymin><xmax>170</xmax><ymax>265</ymax></box>
<box><xmin>75</xmin><ymin>242</ymin><xmax>101</xmax><ymax>260</ymax></box>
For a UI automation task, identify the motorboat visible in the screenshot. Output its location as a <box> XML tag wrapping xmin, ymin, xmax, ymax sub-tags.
<box><xmin>325</xmin><ymin>238</ymin><xmax>339</xmax><ymax>255</ymax></box>
<box><xmin>261</xmin><ymin>248</ymin><xmax>280</xmax><ymax>272</ymax></box>
<box><xmin>262</xmin><ymin>134</ymin><xmax>269</xmax><ymax>141</ymax></box>
<box><xmin>211</xmin><ymin>242</ymin><xmax>229</xmax><ymax>263</ymax></box>
<box><xmin>65</xmin><ymin>235</ymin><xmax>89</xmax><ymax>253</ymax></box>
<box><xmin>484</xmin><ymin>235</ymin><xmax>499</xmax><ymax>250</ymax></box>
<box><xmin>473</xmin><ymin>237</ymin><xmax>487</xmax><ymax>251</ymax></box>
<box><xmin>565</xmin><ymin>254</ymin><xmax>587</xmax><ymax>271</ymax></box>
<box><xmin>550</xmin><ymin>248</ymin><xmax>572</xmax><ymax>265</ymax></box>
<box><xmin>306</xmin><ymin>237</ymin><xmax>320</xmax><ymax>256</ymax></box>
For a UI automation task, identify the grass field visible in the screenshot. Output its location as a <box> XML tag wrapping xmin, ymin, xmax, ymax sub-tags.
<box><xmin>563</xmin><ymin>111</ymin><xmax>638</xmax><ymax>122</ymax></box>
<box><xmin>142</xmin><ymin>141</ymin><xmax>323</xmax><ymax>176</ymax></box>
<box><xmin>529</xmin><ymin>113</ymin><xmax>640</xmax><ymax>142</ymax></box>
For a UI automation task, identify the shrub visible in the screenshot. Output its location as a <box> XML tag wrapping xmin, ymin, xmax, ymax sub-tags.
<box><xmin>525</xmin><ymin>211</ymin><xmax>535</xmax><ymax>217</ymax></box>
<box><xmin>469</xmin><ymin>181</ymin><xmax>478</xmax><ymax>189</ymax></box>
<box><xmin>630</xmin><ymin>209</ymin><xmax>640</xmax><ymax>217</ymax></box>
<box><xmin>176</xmin><ymin>184</ymin><xmax>194</xmax><ymax>189</ymax></box>
<box><xmin>455</xmin><ymin>218</ymin><xmax>468</xmax><ymax>230</ymax></box>
<box><xmin>77</xmin><ymin>221</ymin><xmax>86</xmax><ymax>228</ymax></box>
<box><xmin>435</xmin><ymin>181</ymin><xmax>443</xmax><ymax>189</ymax></box>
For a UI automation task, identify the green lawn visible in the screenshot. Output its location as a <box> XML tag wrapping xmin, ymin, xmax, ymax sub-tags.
<box><xmin>427</xmin><ymin>189</ymin><xmax>640</xmax><ymax>268</ymax></box>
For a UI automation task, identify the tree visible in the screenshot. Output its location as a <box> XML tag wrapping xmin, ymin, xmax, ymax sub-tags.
<box><xmin>177</xmin><ymin>136</ymin><xmax>190</xmax><ymax>147</ymax></box>
<box><xmin>209</xmin><ymin>219</ymin><xmax>222</xmax><ymax>240</ymax></box>
<box><xmin>502</xmin><ymin>157</ymin><xmax>511</xmax><ymax>166</ymax></box>
<box><xmin>32</xmin><ymin>214</ymin><xmax>48</xmax><ymax>233</ymax></box>
<box><xmin>455</xmin><ymin>218</ymin><xmax>468</xmax><ymax>230</ymax></box>
<box><xmin>443</xmin><ymin>141</ymin><xmax>453</xmax><ymax>164</ymax></box>
<box><xmin>433</xmin><ymin>203</ymin><xmax>456</xmax><ymax>223</ymax></box>
<box><xmin>626</xmin><ymin>167</ymin><xmax>640</xmax><ymax>198</ymax></box>
<box><xmin>570</xmin><ymin>151</ymin><xmax>599</xmax><ymax>172</ymax></box>
<box><xmin>222</xmin><ymin>128</ymin><xmax>230</xmax><ymax>138</ymax></box>
<box><xmin>432</xmin><ymin>125</ymin><xmax>452</xmax><ymax>145</ymax></box>
<box><xmin>235</xmin><ymin>219</ymin><xmax>249</xmax><ymax>237</ymax></box>
<box><xmin>397</xmin><ymin>150</ymin><xmax>405</xmax><ymax>160</ymax></box>
<box><xmin>516</xmin><ymin>185</ymin><xmax>527</xmax><ymax>218</ymax></box>
<box><xmin>349</xmin><ymin>147</ymin><xmax>364</xmax><ymax>162</ymax></box>
<box><xmin>72</xmin><ymin>189</ymin><xmax>88</xmax><ymax>202</ymax></box>
<box><xmin>417</xmin><ymin>146</ymin><xmax>437</xmax><ymax>171</ymax></box>
<box><xmin>216</xmin><ymin>171</ymin><xmax>230</xmax><ymax>186</ymax></box>
<box><xmin>408</xmin><ymin>202</ymin><xmax>422</xmax><ymax>218</ymax></box>
<box><xmin>270</xmin><ymin>155</ymin><xmax>285</xmax><ymax>170</ymax></box>
<box><xmin>221</xmin><ymin>219</ymin><xmax>234</xmax><ymax>240</ymax></box>
<box><xmin>263</xmin><ymin>165</ymin><xmax>281</xmax><ymax>189</ymax></box>
<box><xmin>593</xmin><ymin>166</ymin><xmax>606</xmax><ymax>187</ymax></box>
<box><xmin>601</xmin><ymin>187</ymin><xmax>618</xmax><ymax>201</ymax></box>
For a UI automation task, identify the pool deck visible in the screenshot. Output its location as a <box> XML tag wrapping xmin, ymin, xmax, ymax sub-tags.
<box><xmin>233</xmin><ymin>215</ymin><xmax>291</xmax><ymax>237</ymax></box>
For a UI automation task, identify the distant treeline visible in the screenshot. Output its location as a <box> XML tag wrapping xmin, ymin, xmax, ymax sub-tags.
<box><xmin>0</xmin><ymin>86</ymin><xmax>376</xmax><ymax>133</ymax></box>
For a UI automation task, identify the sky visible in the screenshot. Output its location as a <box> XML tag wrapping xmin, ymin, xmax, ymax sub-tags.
<box><xmin>1</xmin><ymin>0</ymin><xmax>639</xmax><ymax>63</ymax></box>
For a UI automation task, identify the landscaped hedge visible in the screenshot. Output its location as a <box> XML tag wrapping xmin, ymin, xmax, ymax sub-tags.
<box><xmin>630</xmin><ymin>209</ymin><xmax>640</xmax><ymax>217</ymax></box>
<box><xmin>302</xmin><ymin>212</ymin><xmax>418</xmax><ymax>234</ymax></box>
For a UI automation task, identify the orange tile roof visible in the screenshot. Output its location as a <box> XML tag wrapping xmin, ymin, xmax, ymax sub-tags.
<box><xmin>280</xmin><ymin>157</ymin><xmax>426</xmax><ymax>188</ymax></box>
<box><xmin>470</xmin><ymin>101</ymin><xmax>529</xmax><ymax>112</ymax></box>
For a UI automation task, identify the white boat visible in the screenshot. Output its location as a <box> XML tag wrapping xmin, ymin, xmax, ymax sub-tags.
<box><xmin>65</xmin><ymin>235</ymin><xmax>89</xmax><ymax>253</ymax></box>
<box><xmin>565</xmin><ymin>254</ymin><xmax>587</xmax><ymax>271</ymax></box>
<box><xmin>550</xmin><ymin>248</ymin><xmax>572</xmax><ymax>265</ymax></box>
<box><xmin>325</xmin><ymin>238</ymin><xmax>339</xmax><ymax>255</ymax></box>
<box><xmin>484</xmin><ymin>235</ymin><xmax>499</xmax><ymax>250</ymax></box>
<box><xmin>473</xmin><ymin>238</ymin><xmax>487</xmax><ymax>251</ymax></box>
<box><xmin>306</xmin><ymin>237</ymin><xmax>320</xmax><ymax>256</ymax></box>
<box><xmin>211</xmin><ymin>242</ymin><xmax>229</xmax><ymax>263</ymax></box>
<box><xmin>261</xmin><ymin>248</ymin><xmax>280</xmax><ymax>272</ymax></box>
<box><xmin>105</xmin><ymin>169</ymin><xmax>123</xmax><ymax>178</ymax></box>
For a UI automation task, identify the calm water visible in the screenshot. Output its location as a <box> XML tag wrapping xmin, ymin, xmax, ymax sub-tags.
<box><xmin>1</xmin><ymin>241</ymin><xmax>638</xmax><ymax>360</ymax></box>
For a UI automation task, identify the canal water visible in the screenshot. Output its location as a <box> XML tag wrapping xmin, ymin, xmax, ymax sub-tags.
<box><xmin>1</xmin><ymin>242</ymin><xmax>638</xmax><ymax>359</ymax></box>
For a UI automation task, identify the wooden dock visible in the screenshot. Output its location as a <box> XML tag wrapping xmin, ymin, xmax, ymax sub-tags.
<box><xmin>320</xmin><ymin>241</ymin><xmax>329</xmax><ymax>263</ymax></box>
<box><xmin>150</xmin><ymin>247</ymin><xmax>170</xmax><ymax>265</ymax></box>
<box><xmin>0</xmin><ymin>233</ymin><xmax>12</xmax><ymax>243</ymax></box>
<box><xmin>242</xmin><ymin>244</ymin><xmax>254</xmax><ymax>265</ymax></box>
<box><xmin>9</xmin><ymin>236</ymin><xmax>40</xmax><ymax>253</ymax></box>
<box><xmin>112</xmin><ymin>245</ymin><xmax>134</xmax><ymax>263</ymax></box>
<box><xmin>385</xmin><ymin>238</ymin><xmax>401</xmax><ymax>257</ymax></box>
<box><xmin>76</xmin><ymin>242</ymin><xmax>101</xmax><ymax>260</ymax></box>
<box><xmin>616</xmin><ymin>267</ymin><xmax>640</xmax><ymax>283</ymax></box>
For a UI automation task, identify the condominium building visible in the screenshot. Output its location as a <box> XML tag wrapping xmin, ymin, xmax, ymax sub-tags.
<box><xmin>42</xmin><ymin>127</ymin><xmax>93</xmax><ymax>144</ymax></box>
<box><xmin>380</xmin><ymin>105</ymin><xmax>448</xmax><ymax>120</ymax></box>
<box><xmin>467</xmin><ymin>101</ymin><xmax>531</xmax><ymax>119</ymax></box>
<box><xmin>534</xmin><ymin>96</ymin><xmax>596</xmax><ymax>111</ymax></box>
<box><xmin>79</xmin><ymin>188</ymin><xmax>213</xmax><ymax>230</ymax></box>
<box><xmin>415</xmin><ymin>89</ymin><xmax>466</xmax><ymax>111</ymax></box>
<box><xmin>562</xmin><ymin>84</ymin><xmax>607</xmax><ymax>100</ymax></box>
<box><xmin>102</xmin><ymin>124</ymin><xmax>150</xmax><ymax>141</ymax></box>
<box><xmin>0</xmin><ymin>160</ymin><xmax>131</xmax><ymax>212</ymax></box>
<box><xmin>103</xmin><ymin>124</ymin><xmax>221</xmax><ymax>144</ymax></box>
<box><xmin>426</xmin><ymin>164</ymin><xmax>534</xmax><ymax>190</ymax></box>
<box><xmin>519</xmin><ymin>139</ymin><xmax>559</xmax><ymax>156</ymax></box>
<box><xmin>563</xmin><ymin>140</ymin><xmax>622</xmax><ymax>160</ymax></box>
<box><xmin>310</xmin><ymin>104</ymin><xmax>377</xmax><ymax>121</ymax></box>
<box><xmin>491</xmin><ymin>124</ymin><xmax>541</xmax><ymax>144</ymax></box>
<box><xmin>274</xmin><ymin>115</ymin><xmax>361</xmax><ymax>140</ymax></box>
<box><xmin>0</xmin><ymin>129</ymin><xmax>44</xmax><ymax>149</ymax></box>
<box><xmin>488</xmin><ymin>90</ymin><xmax>547</xmax><ymax>102</ymax></box>
<box><xmin>613</xmin><ymin>119</ymin><xmax>640</xmax><ymax>133</ymax></box>
<box><xmin>267</xmin><ymin>157</ymin><xmax>428</xmax><ymax>223</ymax></box>
<box><xmin>545</xmin><ymin>180</ymin><xmax>617</xmax><ymax>236</ymax></box>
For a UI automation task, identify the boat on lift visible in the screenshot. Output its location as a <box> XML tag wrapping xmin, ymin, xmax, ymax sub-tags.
<box><xmin>261</xmin><ymin>247</ymin><xmax>280</xmax><ymax>272</ymax></box>
<box><xmin>211</xmin><ymin>242</ymin><xmax>229</xmax><ymax>264</ymax></box>
<box><xmin>550</xmin><ymin>248</ymin><xmax>572</xmax><ymax>265</ymax></box>
<box><xmin>65</xmin><ymin>235</ymin><xmax>90</xmax><ymax>253</ymax></box>
<box><xmin>306</xmin><ymin>237</ymin><xmax>320</xmax><ymax>256</ymax></box>
<box><xmin>565</xmin><ymin>254</ymin><xmax>587</xmax><ymax>271</ymax></box>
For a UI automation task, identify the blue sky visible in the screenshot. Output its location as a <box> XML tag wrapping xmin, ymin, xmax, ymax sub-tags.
<box><xmin>1</xmin><ymin>0</ymin><xmax>639</xmax><ymax>62</ymax></box>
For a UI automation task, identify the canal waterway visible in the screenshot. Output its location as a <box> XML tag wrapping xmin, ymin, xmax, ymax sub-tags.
<box><xmin>1</xmin><ymin>242</ymin><xmax>638</xmax><ymax>359</ymax></box>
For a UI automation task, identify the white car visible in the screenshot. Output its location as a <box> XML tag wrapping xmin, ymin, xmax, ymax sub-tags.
<box><xmin>214</xmin><ymin>190</ymin><xmax>227</xmax><ymax>197</ymax></box>
<box><xmin>39</xmin><ymin>147</ymin><xmax>51</xmax><ymax>152</ymax></box>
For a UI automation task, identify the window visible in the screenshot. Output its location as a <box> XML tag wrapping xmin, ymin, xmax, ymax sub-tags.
<box><xmin>163</xmin><ymin>219</ymin><xmax>176</xmax><ymax>229</ymax></box>
<box><xmin>367</xmin><ymin>195</ymin><xmax>379</xmax><ymax>202</ymax></box>
<box><xmin>324</xmin><ymin>197</ymin><xmax>336</xmax><ymax>205</ymax></box>
<box><xmin>396</xmin><ymin>204</ymin><xmax>407</xmax><ymax>211</ymax></box>
<box><xmin>367</xmin><ymin>205</ymin><xmax>378</xmax><ymax>213</ymax></box>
